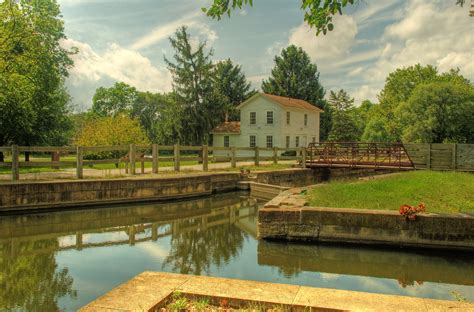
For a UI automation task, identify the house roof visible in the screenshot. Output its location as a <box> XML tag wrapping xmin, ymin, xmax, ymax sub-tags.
<box><xmin>236</xmin><ymin>93</ymin><xmax>324</xmax><ymax>113</ymax></box>
<box><xmin>211</xmin><ymin>121</ymin><xmax>240</xmax><ymax>134</ymax></box>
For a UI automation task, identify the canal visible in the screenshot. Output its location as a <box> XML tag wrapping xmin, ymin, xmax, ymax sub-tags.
<box><xmin>0</xmin><ymin>192</ymin><xmax>473</xmax><ymax>311</ymax></box>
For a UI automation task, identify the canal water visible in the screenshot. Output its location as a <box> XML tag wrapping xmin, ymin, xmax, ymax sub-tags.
<box><xmin>1</xmin><ymin>192</ymin><xmax>473</xmax><ymax>311</ymax></box>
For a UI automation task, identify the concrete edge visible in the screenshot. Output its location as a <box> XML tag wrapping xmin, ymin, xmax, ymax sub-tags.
<box><xmin>79</xmin><ymin>272</ymin><xmax>473</xmax><ymax>312</ymax></box>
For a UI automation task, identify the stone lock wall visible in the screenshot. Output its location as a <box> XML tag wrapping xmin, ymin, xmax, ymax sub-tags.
<box><xmin>0</xmin><ymin>173</ymin><xmax>241</xmax><ymax>212</ymax></box>
<box><xmin>258</xmin><ymin>191</ymin><xmax>474</xmax><ymax>251</ymax></box>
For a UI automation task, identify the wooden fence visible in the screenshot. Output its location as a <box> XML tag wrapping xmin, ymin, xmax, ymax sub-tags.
<box><xmin>404</xmin><ymin>143</ymin><xmax>474</xmax><ymax>171</ymax></box>
<box><xmin>0</xmin><ymin>144</ymin><xmax>305</xmax><ymax>181</ymax></box>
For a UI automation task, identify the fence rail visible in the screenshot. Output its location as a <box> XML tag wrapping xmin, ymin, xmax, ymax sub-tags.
<box><xmin>0</xmin><ymin>144</ymin><xmax>304</xmax><ymax>181</ymax></box>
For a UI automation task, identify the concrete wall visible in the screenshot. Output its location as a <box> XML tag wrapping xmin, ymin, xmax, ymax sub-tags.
<box><xmin>0</xmin><ymin>173</ymin><xmax>241</xmax><ymax>212</ymax></box>
<box><xmin>252</xmin><ymin>168</ymin><xmax>391</xmax><ymax>187</ymax></box>
<box><xmin>258</xmin><ymin>206</ymin><xmax>474</xmax><ymax>251</ymax></box>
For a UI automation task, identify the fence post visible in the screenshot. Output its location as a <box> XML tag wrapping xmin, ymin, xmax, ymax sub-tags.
<box><xmin>76</xmin><ymin>146</ymin><xmax>83</xmax><ymax>179</ymax></box>
<box><xmin>231</xmin><ymin>146</ymin><xmax>236</xmax><ymax>168</ymax></box>
<box><xmin>301</xmin><ymin>147</ymin><xmax>307</xmax><ymax>168</ymax></box>
<box><xmin>152</xmin><ymin>144</ymin><xmax>158</xmax><ymax>174</ymax></box>
<box><xmin>11</xmin><ymin>145</ymin><xmax>19</xmax><ymax>181</ymax></box>
<box><xmin>174</xmin><ymin>144</ymin><xmax>180</xmax><ymax>172</ymax></box>
<box><xmin>255</xmin><ymin>146</ymin><xmax>260</xmax><ymax>166</ymax></box>
<box><xmin>427</xmin><ymin>143</ymin><xmax>431</xmax><ymax>170</ymax></box>
<box><xmin>452</xmin><ymin>143</ymin><xmax>457</xmax><ymax>171</ymax></box>
<box><xmin>130</xmin><ymin>144</ymin><xmax>136</xmax><ymax>175</ymax></box>
<box><xmin>273</xmin><ymin>147</ymin><xmax>278</xmax><ymax>164</ymax></box>
<box><xmin>202</xmin><ymin>145</ymin><xmax>208</xmax><ymax>172</ymax></box>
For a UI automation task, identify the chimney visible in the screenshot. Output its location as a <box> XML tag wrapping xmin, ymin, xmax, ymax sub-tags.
<box><xmin>224</xmin><ymin>112</ymin><xmax>229</xmax><ymax>123</ymax></box>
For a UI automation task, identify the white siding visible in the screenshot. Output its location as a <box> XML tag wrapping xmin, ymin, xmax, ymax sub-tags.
<box><xmin>212</xmin><ymin>95</ymin><xmax>321</xmax><ymax>157</ymax></box>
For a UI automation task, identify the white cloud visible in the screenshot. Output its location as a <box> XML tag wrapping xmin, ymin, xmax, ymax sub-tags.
<box><xmin>131</xmin><ymin>12</ymin><xmax>218</xmax><ymax>51</ymax></box>
<box><xmin>62</xmin><ymin>38</ymin><xmax>172</xmax><ymax>93</ymax></box>
<box><xmin>366</xmin><ymin>1</ymin><xmax>474</xmax><ymax>83</ymax></box>
<box><xmin>288</xmin><ymin>15</ymin><xmax>358</xmax><ymax>63</ymax></box>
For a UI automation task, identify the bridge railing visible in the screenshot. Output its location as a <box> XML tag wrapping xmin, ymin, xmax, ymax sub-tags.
<box><xmin>306</xmin><ymin>142</ymin><xmax>415</xmax><ymax>169</ymax></box>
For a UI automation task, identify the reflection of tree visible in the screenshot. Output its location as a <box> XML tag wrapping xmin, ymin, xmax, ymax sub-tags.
<box><xmin>163</xmin><ymin>219</ymin><xmax>248</xmax><ymax>275</ymax></box>
<box><xmin>0</xmin><ymin>238</ymin><xmax>77</xmax><ymax>311</ymax></box>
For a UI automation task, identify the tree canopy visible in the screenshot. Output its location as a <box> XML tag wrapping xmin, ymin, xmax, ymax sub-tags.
<box><xmin>203</xmin><ymin>1</ymin><xmax>469</xmax><ymax>35</ymax></box>
<box><xmin>362</xmin><ymin>64</ymin><xmax>472</xmax><ymax>143</ymax></box>
<box><xmin>213</xmin><ymin>58</ymin><xmax>254</xmax><ymax>121</ymax></box>
<box><xmin>91</xmin><ymin>82</ymin><xmax>139</xmax><ymax>117</ymax></box>
<box><xmin>262</xmin><ymin>45</ymin><xmax>330</xmax><ymax>140</ymax></box>
<box><xmin>0</xmin><ymin>0</ymin><xmax>75</xmax><ymax>151</ymax></box>
<box><xmin>327</xmin><ymin>89</ymin><xmax>359</xmax><ymax>142</ymax></box>
<box><xmin>164</xmin><ymin>26</ymin><xmax>226</xmax><ymax>145</ymax></box>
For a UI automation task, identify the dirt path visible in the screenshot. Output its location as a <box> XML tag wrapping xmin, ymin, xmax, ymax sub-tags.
<box><xmin>0</xmin><ymin>160</ymin><xmax>297</xmax><ymax>182</ymax></box>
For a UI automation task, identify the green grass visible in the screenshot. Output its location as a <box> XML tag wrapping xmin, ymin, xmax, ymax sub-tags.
<box><xmin>308</xmin><ymin>171</ymin><xmax>474</xmax><ymax>214</ymax></box>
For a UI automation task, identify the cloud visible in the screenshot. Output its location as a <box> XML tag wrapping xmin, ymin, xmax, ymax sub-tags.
<box><xmin>131</xmin><ymin>12</ymin><xmax>218</xmax><ymax>50</ymax></box>
<box><xmin>62</xmin><ymin>38</ymin><xmax>172</xmax><ymax>93</ymax></box>
<box><xmin>288</xmin><ymin>15</ymin><xmax>358</xmax><ymax>63</ymax></box>
<box><xmin>366</xmin><ymin>0</ymin><xmax>474</xmax><ymax>84</ymax></box>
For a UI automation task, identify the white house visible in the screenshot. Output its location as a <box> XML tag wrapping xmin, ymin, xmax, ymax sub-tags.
<box><xmin>211</xmin><ymin>93</ymin><xmax>323</xmax><ymax>156</ymax></box>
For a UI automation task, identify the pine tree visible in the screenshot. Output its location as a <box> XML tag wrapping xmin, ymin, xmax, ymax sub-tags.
<box><xmin>213</xmin><ymin>59</ymin><xmax>254</xmax><ymax>121</ymax></box>
<box><xmin>165</xmin><ymin>26</ymin><xmax>225</xmax><ymax>145</ymax></box>
<box><xmin>327</xmin><ymin>89</ymin><xmax>360</xmax><ymax>142</ymax></box>
<box><xmin>262</xmin><ymin>45</ymin><xmax>330</xmax><ymax>140</ymax></box>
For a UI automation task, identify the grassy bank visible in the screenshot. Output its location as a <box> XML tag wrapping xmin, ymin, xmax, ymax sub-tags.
<box><xmin>309</xmin><ymin>170</ymin><xmax>474</xmax><ymax>214</ymax></box>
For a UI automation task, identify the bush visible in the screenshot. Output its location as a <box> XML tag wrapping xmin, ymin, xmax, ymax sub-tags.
<box><xmin>74</xmin><ymin>114</ymin><xmax>149</xmax><ymax>160</ymax></box>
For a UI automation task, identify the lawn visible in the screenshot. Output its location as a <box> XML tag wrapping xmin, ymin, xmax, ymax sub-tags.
<box><xmin>308</xmin><ymin>170</ymin><xmax>474</xmax><ymax>214</ymax></box>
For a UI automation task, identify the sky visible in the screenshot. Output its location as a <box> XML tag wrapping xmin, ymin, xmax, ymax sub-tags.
<box><xmin>58</xmin><ymin>0</ymin><xmax>474</xmax><ymax>111</ymax></box>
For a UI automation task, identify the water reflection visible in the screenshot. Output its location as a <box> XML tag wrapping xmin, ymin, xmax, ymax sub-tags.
<box><xmin>257</xmin><ymin>241</ymin><xmax>474</xmax><ymax>286</ymax></box>
<box><xmin>0</xmin><ymin>192</ymin><xmax>473</xmax><ymax>311</ymax></box>
<box><xmin>0</xmin><ymin>238</ymin><xmax>76</xmax><ymax>311</ymax></box>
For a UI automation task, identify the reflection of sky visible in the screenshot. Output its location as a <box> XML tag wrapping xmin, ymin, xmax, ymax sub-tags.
<box><xmin>15</xmin><ymin>199</ymin><xmax>469</xmax><ymax>311</ymax></box>
<box><xmin>55</xmin><ymin>224</ymin><xmax>474</xmax><ymax>311</ymax></box>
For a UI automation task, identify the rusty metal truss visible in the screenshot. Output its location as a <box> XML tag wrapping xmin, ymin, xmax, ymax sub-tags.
<box><xmin>306</xmin><ymin>142</ymin><xmax>415</xmax><ymax>170</ymax></box>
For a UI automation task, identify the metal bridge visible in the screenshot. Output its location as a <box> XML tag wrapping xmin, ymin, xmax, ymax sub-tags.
<box><xmin>306</xmin><ymin>142</ymin><xmax>415</xmax><ymax>170</ymax></box>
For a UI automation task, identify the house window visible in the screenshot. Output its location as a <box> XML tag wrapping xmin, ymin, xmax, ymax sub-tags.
<box><xmin>224</xmin><ymin>136</ymin><xmax>230</xmax><ymax>148</ymax></box>
<box><xmin>266</xmin><ymin>111</ymin><xmax>273</xmax><ymax>124</ymax></box>
<box><xmin>295</xmin><ymin>136</ymin><xmax>300</xmax><ymax>147</ymax></box>
<box><xmin>266</xmin><ymin>136</ymin><xmax>273</xmax><ymax>148</ymax></box>
<box><xmin>312</xmin><ymin>137</ymin><xmax>316</xmax><ymax>143</ymax></box>
<box><xmin>249</xmin><ymin>135</ymin><xmax>256</xmax><ymax>148</ymax></box>
<box><xmin>250</xmin><ymin>112</ymin><xmax>256</xmax><ymax>125</ymax></box>
<box><xmin>304</xmin><ymin>114</ymin><xmax>308</xmax><ymax>126</ymax></box>
<box><xmin>286</xmin><ymin>112</ymin><xmax>291</xmax><ymax>125</ymax></box>
<box><xmin>286</xmin><ymin>136</ymin><xmax>290</xmax><ymax>148</ymax></box>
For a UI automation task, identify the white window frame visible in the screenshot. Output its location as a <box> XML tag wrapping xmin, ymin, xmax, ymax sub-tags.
<box><xmin>249</xmin><ymin>135</ymin><xmax>256</xmax><ymax>148</ymax></box>
<box><xmin>250</xmin><ymin>112</ymin><xmax>256</xmax><ymax>125</ymax></box>
<box><xmin>223</xmin><ymin>136</ymin><xmax>230</xmax><ymax>148</ymax></box>
<box><xmin>266</xmin><ymin>111</ymin><xmax>274</xmax><ymax>125</ymax></box>
<box><xmin>304</xmin><ymin>114</ymin><xmax>308</xmax><ymax>126</ymax></box>
<box><xmin>286</xmin><ymin>136</ymin><xmax>290</xmax><ymax>148</ymax></box>
<box><xmin>295</xmin><ymin>136</ymin><xmax>300</xmax><ymax>147</ymax></box>
<box><xmin>266</xmin><ymin>135</ymin><xmax>273</xmax><ymax>148</ymax></box>
<box><xmin>286</xmin><ymin>112</ymin><xmax>291</xmax><ymax>125</ymax></box>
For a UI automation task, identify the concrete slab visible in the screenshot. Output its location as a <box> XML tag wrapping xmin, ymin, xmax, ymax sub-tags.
<box><xmin>180</xmin><ymin>275</ymin><xmax>301</xmax><ymax>305</ymax></box>
<box><xmin>80</xmin><ymin>272</ymin><xmax>474</xmax><ymax>312</ymax></box>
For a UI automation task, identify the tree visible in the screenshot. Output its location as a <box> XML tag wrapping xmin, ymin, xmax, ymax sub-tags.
<box><xmin>363</xmin><ymin>64</ymin><xmax>471</xmax><ymax>142</ymax></box>
<box><xmin>131</xmin><ymin>92</ymin><xmax>175</xmax><ymax>143</ymax></box>
<box><xmin>327</xmin><ymin>89</ymin><xmax>359</xmax><ymax>142</ymax></box>
<box><xmin>351</xmin><ymin>99</ymin><xmax>375</xmax><ymax>140</ymax></box>
<box><xmin>398</xmin><ymin>82</ymin><xmax>474</xmax><ymax>143</ymax></box>
<box><xmin>74</xmin><ymin>115</ymin><xmax>149</xmax><ymax>159</ymax></box>
<box><xmin>165</xmin><ymin>26</ymin><xmax>226</xmax><ymax>145</ymax></box>
<box><xmin>213</xmin><ymin>59</ymin><xmax>254</xmax><ymax>121</ymax></box>
<box><xmin>262</xmin><ymin>45</ymin><xmax>330</xmax><ymax>140</ymax></box>
<box><xmin>203</xmin><ymin>1</ymin><xmax>468</xmax><ymax>35</ymax></box>
<box><xmin>0</xmin><ymin>0</ymin><xmax>75</xmax><ymax>160</ymax></box>
<box><xmin>91</xmin><ymin>82</ymin><xmax>139</xmax><ymax>117</ymax></box>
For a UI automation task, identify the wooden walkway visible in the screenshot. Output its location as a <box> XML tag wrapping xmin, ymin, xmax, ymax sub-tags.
<box><xmin>306</xmin><ymin>142</ymin><xmax>415</xmax><ymax>170</ymax></box>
